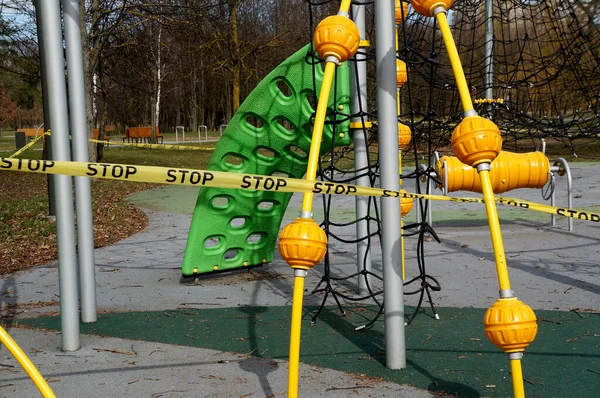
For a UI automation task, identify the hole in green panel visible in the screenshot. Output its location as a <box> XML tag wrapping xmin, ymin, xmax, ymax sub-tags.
<box><xmin>286</xmin><ymin>145</ymin><xmax>308</xmax><ymax>160</ymax></box>
<box><xmin>246</xmin><ymin>114</ymin><xmax>264</xmax><ymax>128</ymax></box>
<box><xmin>255</xmin><ymin>146</ymin><xmax>279</xmax><ymax>163</ymax></box>
<box><xmin>271</xmin><ymin>170</ymin><xmax>290</xmax><ymax>178</ymax></box>
<box><xmin>272</xmin><ymin>117</ymin><xmax>296</xmax><ymax>140</ymax></box>
<box><xmin>257</xmin><ymin>200</ymin><xmax>276</xmax><ymax>211</ymax></box>
<box><xmin>275</xmin><ymin>79</ymin><xmax>293</xmax><ymax>98</ymax></box>
<box><xmin>278</xmin><ymin>118</ymin><xmax>295</xmax><ymax>132</ymax></box>
<box><xmin>305</xmin><ymin>92</ymin><xmax>317</xmax><ymax>111</ymax></box>
<box><xmin>230</xmin><ymin>217</ymin><xmax>247</xmax><ymax>228</ymax></box>
<box><xmin>211</xmin><ymin>195</ymin><xmax>232</xmax><ymax>210</ymax></box>
<box><xmin>247</xmin><ymin>233</ymin><xmax>264</xmax><ymax>245</ymax></box>
<box><xmin>204</xmin><ymin>235</ymin><xmax>225</xmax><ymax>250</ymax></box>
<box><xmin>222</xmin><ymin>153</ymin><xmax>246</xmax><ymax>171</ymax></box>
<box><xmin>224</xmin><ymin>248</ymin><xmax>242</xmax><ymax>262</ymax></box>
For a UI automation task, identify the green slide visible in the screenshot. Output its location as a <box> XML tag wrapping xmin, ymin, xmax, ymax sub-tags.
<box><xmin>181</xmin><ymin>44</ymin><xmax>351</xmax><ymax>276</ymax></box>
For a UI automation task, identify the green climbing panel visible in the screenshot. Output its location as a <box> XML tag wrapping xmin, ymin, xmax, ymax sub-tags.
<box><xmin>181</xmin><ymin>44</ymin><xmax>351</xmax><ymax>276</ymax></box>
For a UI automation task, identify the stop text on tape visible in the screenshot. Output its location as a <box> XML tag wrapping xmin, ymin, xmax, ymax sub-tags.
<box><xmin>1</xmin><ymin>157</ymin><xmax>598</xmax><ymax>223</ymax></box>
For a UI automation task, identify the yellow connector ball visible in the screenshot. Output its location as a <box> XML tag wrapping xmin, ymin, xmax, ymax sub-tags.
<box><xmin>278</xmin><ymin>218</ymin><xmax>327</xmax><ymax>270</ymax></box>
<box><xmin>410</xmin><ymin>0</ymin><xmax>453</xmax><ymax>17</ymax></box>
<box><xmin>396</xmin><ymin>59</ymin><xmax>408</xmax><ymax>87</ymax></box>
<box><xmin>395</xmin><ymin>0</ymin><xmax>410</xmax><ymax>23</ymax></box>
<box><xmin>398</xmin><ymin>122</ymin><xmax>412</xmax><ymax>150</ymax></box>
<box><xmin>451</xmin><ymin>115</ymin><xmax>502</xmax><ymax>167</ymax></box>
<box><xmin>400</xmin><ymin>190</ymin><xmax>413</xmax><ymax>217</ymax></box>
<box><xmin>313</xmin><ymin>15</ymin><xmax>360</xmax><ymax>63</ymax></box>
<box><xmin>484</xmin><ymin>297</ymin><xmax>538</xmax><ymax>353</ymax></box>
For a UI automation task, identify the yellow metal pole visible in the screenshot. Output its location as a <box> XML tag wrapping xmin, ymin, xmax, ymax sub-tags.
<box><xmin>399</xmin><ymin>151</ymin><xmax>406</xmax><ymax>280</ymax></box>
<box><xmin>287</xmin><ymin>273</ymin><xmax>306</xmax><ymax>398</ymax></box>
<box><xmin>396</xmin><ymin>11</ymin><xmax>406</xmax><ymax>281</ymax></box>
<box><xmin>286</xmin><ymin>5</ymin><xmax>358</xmax><ymax>396</ymax></box>
<box><xmin>478</xmin><ymin>169</ymin><xmax>512</xmax><ymax>292</ymax></box>
<box><xmin>339</xmin><ymin>0</ymin><xmax>352</xmax><ymax>14</ymax></box>
<box><xmin>431</xmin><ymin>6</ymin><xmax>530</xmax><ymax>397</ymax></box>
<box><xmin>0</xmin><ymin>325</ymin><xmax>56</xmax><ymax>398</ymax></box>
<box><xmin>301</xmin><ymin>62</ymin><xmax>336</xmax><ymax>213</ymax></box>
<box><xmin>510</xmin><ymin>357</ymin><xmax>525</xmax><ymax>398</ymax></box>
<box><xmin>434</xmin><ymin>12</ymin><xmax>475</xmax><ymax>113</ymax></box>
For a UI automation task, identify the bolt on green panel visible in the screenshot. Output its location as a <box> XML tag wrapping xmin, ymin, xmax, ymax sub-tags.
<box><xmin>181</xmin><ymin>44</ymin><xmax>351</xmax><ymax>276</ymax></box>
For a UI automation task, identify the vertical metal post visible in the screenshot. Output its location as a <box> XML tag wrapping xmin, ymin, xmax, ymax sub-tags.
<box><xmin>350</xmin><ymin>3</ymin><xmax>373</xmax><ymax>295</ymax></box>
<box><xmin>375</xmin><ymin>0</ymin><xmax>406</xmax><ymax>369</ymax></box>
<box><xmin>484</xmin><ymin>0</ymin><xmax>494</xmax><ymax>118</ymax></box>
<box><xmin>35</xmin><ymin>0</ymin><xmax>80</xmax><ymax>351</ymax></box>
<box><xmin>34</xmin><ymin>6</ymin><xmax>56</xmax><ymax>217</ymax></box>
<box><xmin>63</xmin><ymin>0</ymin><xmax>97</xmax><ymax>323</ymax></box>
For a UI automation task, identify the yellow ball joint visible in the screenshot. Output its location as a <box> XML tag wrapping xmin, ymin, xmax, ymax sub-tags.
<box><xmin>451</xmin><ymin>115</ymin><xmax>502</xmax><ymax>167</ymax></box>
<box><xmin>410</xmin><ymin>0</ymin><xmax>454</xmax><ymax>17</ymax></box>
<box><xmin>396</xmin><ymin>59</ymin><xmax>408</xmax><ymax>87</ymax></box>
<box><xmin>395</xmin><ymin>0</ymin><xmax>410</xmax><ymax>23</ymax></box>
<box><xmin>278</xmin><ymin>218</ymin><xmax>328</xmax><ymax>270</ymax></box>
<box><xmin>400</xmin><ymin>190</ymin><xmax>413</xmax><ymax>217</ymax></box>
<box><xmin>484</xmin><ymin>297</ymin><xmax>538</xmax><ymax>353</ymax></box>
<box><xmin>313</xmin><ymin>15</ymin><xmax>360</xmax><ymax>63</ymax></box>
<box><xmin>398</xmin><ymin>122</ymin><xmax>412</xmax><ymax>150</ymax></box>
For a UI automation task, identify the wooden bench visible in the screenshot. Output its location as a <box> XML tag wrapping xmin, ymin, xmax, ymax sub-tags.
<box><xmin>92</xmin><ymin>129</ymin><xmax>112</xmax><ymax>142</ymax></box>
<box><xmin>124</xmin><ymin>126</ymin><xmax>163</xmax><ymax>143</ymax></box>
<box><xmin>16</xmin><ymin>128</ymin><xmax>45</xmax><ymax>140</ymax></box>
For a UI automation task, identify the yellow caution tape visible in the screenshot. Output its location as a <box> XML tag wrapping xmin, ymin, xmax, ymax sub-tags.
<box><xmin>89</xmin><ymin>139</ymin><xmax>215</xmax><ymax>151</ymax></box>
<box><xmin>8</xmin><ymin>132</ymin><xmax>49</xmax><ymax>159</ymax></box>
<box><xmin>1</xmin><ymin>157</ymin><xmax>598</xmax><ymax>223</ymax></box>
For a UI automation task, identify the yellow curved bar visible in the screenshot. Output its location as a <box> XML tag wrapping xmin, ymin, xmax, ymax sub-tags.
<box><xmin>287</xmin><ymin>275</ymin><xmax>306</xmax><ymax>398</ymax></box>
<box><xmin>301</xmin><ymin>61</ymin><xmax>336</xmax><ymax>213</ymax></box>
<box><xmin>478</xmin><ymin>170</ymin><xmax>511</xmax><ymax>292</ymax></box>
<box><xmin>510</xmin><ymin>358</ymin><xmax>526</xmax><ymax>398</ymax></box>
<box><xmin>434</xmin><ymin>12</ymin><xmax>474</xmax><ymax>113</ymax></box>
<box><xmin>0</xmin><ymin>325</ymin><xmax>56</xmax><ymax>398</ymax></box>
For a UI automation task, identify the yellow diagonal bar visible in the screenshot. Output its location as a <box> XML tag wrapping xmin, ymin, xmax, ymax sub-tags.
<box><xmin>301</xmin><ymin>61</ymin><xmax>336</xmax><ymax>213</ymax></box>
<box><xmin>435</xmin><ymin>11</ymin><xmax>474</xmax><ymax>113</ymax></box>
<box><xmin>339</xmin><ymin>0</ymin><xmax>352</xmax><ymax>14</ymax></box>
<box><xmin>479</xmin><ymin>169</ymin><xmax>511</xmax><ymax>291</ymax></box>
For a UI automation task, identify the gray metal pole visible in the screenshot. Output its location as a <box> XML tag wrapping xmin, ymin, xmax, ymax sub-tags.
<box><xmin>484</xmin><ymin>0</ymin><xmax>494</xmax><ymax>117</ymax></box>
<box><xmin>35</xmin><ymin>0</ymin><xmax>80</xmax><ymax>351</ymax></box>
<box><xmin>375</xmin><ymin>0</ymin><xmax>406</xmax><ymax>369</ymax></box>
<box><xmin>350</xmin><ymin>3</ymin><xmax>373</xmax><ymax>296</ymax></box>
<box><xmin>63</xmin><ymin>0</ymin><xmax>97</xmax><ymax>323</ymax></box>
<box><xmin>34</xmin><ymin>4</ymin><xmax>56</xmax><ymax>217</ymax></box>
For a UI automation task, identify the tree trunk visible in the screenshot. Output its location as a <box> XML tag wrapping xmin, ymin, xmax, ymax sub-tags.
<box><xmin>152</xmin><ymin>25</ymin><xmax>163</xmax><ymax>144</ymax></box>
<box><xmin>230</xmin><ymin>1</ymin><xmax>241</xmax><ymax>113</ymax></box>
<box><xmin>80</xmin><ymin>0</ymin><xmax>100</xmax><ymax>162</ymax></box>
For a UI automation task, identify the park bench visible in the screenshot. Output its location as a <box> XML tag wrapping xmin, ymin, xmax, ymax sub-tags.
<box><xmin>16</xmin><ymin>128</ymin><xmax>45</xmax><ymax>140</ymax></box>
<box><xmin>92</xmin><ymin>129</ymin><xmax>112</xmax><ymax>142</ymax></box>
<box><xmin>124</xmin><ymin>126</ymin><xmax>163</xmax><ymax>144</ymax></box>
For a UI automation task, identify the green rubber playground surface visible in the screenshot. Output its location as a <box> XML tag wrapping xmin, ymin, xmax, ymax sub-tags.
<box><xmin>13</xmin><ymin>306</ymin><xmax>599</xmax><ymax>397</ymax></box>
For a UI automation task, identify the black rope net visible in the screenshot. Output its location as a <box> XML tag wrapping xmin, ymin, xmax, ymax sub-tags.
<box><xmin>403</xmin><ymin>0</ymin><xmax>600</xmax><ymax>155</ymax></box>
<box><xmin>303</xmin><ymin>0</ymin><xmax>600</xmax><ymax>326</ymax></box>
